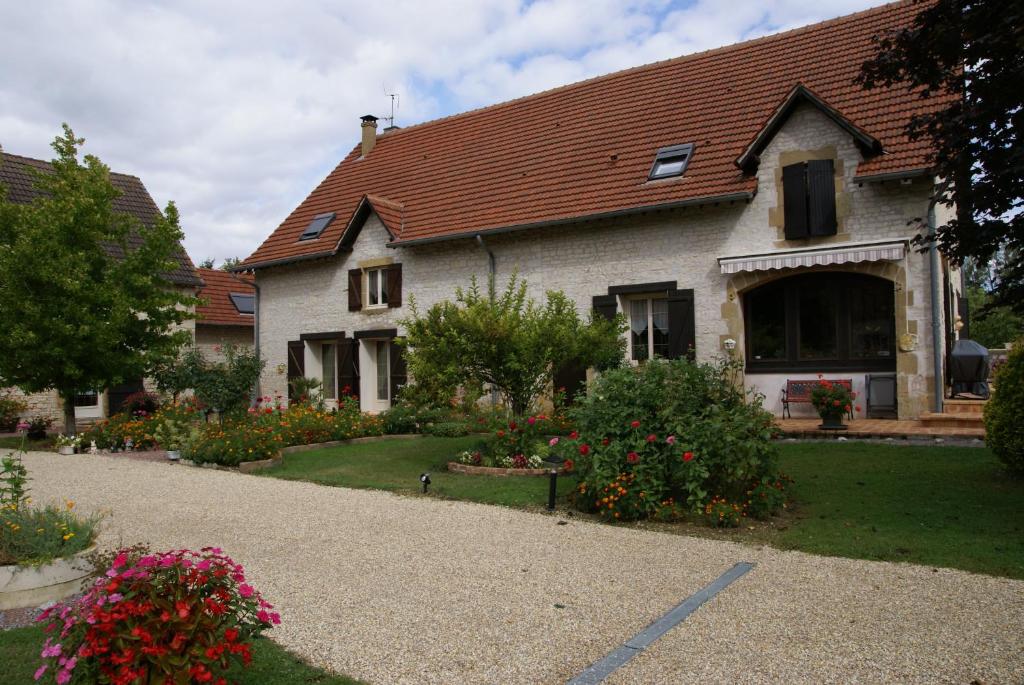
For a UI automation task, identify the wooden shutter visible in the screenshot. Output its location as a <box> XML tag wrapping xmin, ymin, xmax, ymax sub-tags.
<box><xmin>386</xmin><ymin>264</ymin><xmax>402</xmax><ymax>308</ymax></box>
<box><xmin>348</xmin><ymin>269</ymin><xmax>363</xmax><ymax>311</ymax></box>
<box><xmin>389</xmin><ymin>339</ymin><xmax>407</xmax><ymax>402</ymax></box>
<box><xmin>553</xmin><ymin>361</ymin><xmax>587</xmax><ymax>405</ymax></box>
<box><xmin>593</xmin><ymin>294</ymin><xmax>617</xmax><ymax>321</ymax></box>
<box><xmin>337</xmin><ymin>338</ymin><xmax>359</xmax><ymax>398</ymax></box>
<box><xmin>666</xmin><ymin>289</ymin><xmax>696</xmax><ymax>360</ymax></box>
<box><xmin>807</xmin><ymin>159</ymin><xmax>837</xmax><ymax>236</ymax></box>
<box><xmin>287</xmin><ymin>341</ymin><xmax>305</xmax><ymax>401</ymax></box>
<box><xmin>782</xmin><ymin>162</ymin><xmax>809</xmax><ymax>239</ymax></box>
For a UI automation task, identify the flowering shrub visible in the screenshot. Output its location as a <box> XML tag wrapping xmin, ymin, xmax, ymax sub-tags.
<box><xmin>745</xmin><ymin>475</ymin><xmax>792</xmax><ymax>520</ymax></box>
<box><xmin>460</xmin><ymin>414</ymin><xmax>554</xmax><ymax>468</ymax></box>
<box><xmin>0</xmin><ymin>391</ymin><xmax>28</xmax><ymax>432</ymax></box>
<box><xmin>36</xmin><ymin>546</ymin><xmax>279</xmax><ymax>684</ymax></box>
<box><xmin>185</xmin><ymin>423</ymin><xmax>281</xmax><ymax>466</ymax></box>
<box><xmin>26</xmin><ymin>416</ymin><xmax>54</xmax><ymax>441</ymax></box>
<box><xmin>564</xmin><ymin>357</ymin><xmax>782</xmax><ymax>521</ymax></box>
<box><xmin>121</xmin><ymin>391</ymin><xmax>161</xmax><ymax>417</ymax></box>
<box><xmin>809</xmin><ymin>376</ymin><xmax>860</xmax><ymax>421</ymax></box>
<box><xmin>704</xmin><ymin>496</ymin><xmax>744</xmax><ymax>528</ymax></box>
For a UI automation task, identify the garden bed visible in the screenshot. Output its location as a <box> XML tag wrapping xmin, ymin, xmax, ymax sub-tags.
<box><xmin>446</xmin><ymin>461</ymin><xmax>558</xmax><ymax>477</ymax></box>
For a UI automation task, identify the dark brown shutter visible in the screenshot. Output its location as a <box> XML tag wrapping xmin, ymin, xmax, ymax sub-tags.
<box><xmin>386</xmin><ymin>264</ymin><xmax>402</xmax><ymax>308</ymax></box>
<box><xmin>389</xmin><ymin>339</ymin><xmax>407</xmax><ymax>402</ymax></box>
<box><xmin>337</xmin><ymin>338</ymin><xmax>359</xmax><ymax>398</ymax></box>
<box><xmin>782</xmin><ymin>162</ymin><xmax>809</xmax><ymax>239</ymax></box>
<box><xmin>667</xmin><ymin>289</ymin><xmax>696</xmax><ymax>360</ymax></box>
<box><xmin>807</xmin><ymin>159</ymin><xmax>837</xmax><ymax>236</ymax></box>
<box><xmin>593</xmin><ymin>294</ymin><xmax>617</xmax><ymax>321</ymax></box>
<box><xmin>348</xmin><ymin>269</ymin><xmax>362</xmax><ymax>311</ymax></box>
<box><xmin>553</xmin><ymin>361</ymin><xmax>587</xmax><ymax>405</ymax></box>
<box><xmin>287</xmin><ymin>341</ymin><xmax>305</xmax><ymax>401</ymax></box>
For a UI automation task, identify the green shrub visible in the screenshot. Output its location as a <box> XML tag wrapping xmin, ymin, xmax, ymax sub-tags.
<box><xmin>381</xmin><ymin>402</ymin><xmax>421</xmax><ymax>434</ymax></box>
<box><xmin>985</xmin><ymin>340</ymin><xmax>1024</xmax><ymax>476</ymax></box>
<box><xmin>0</xmin><ymin>392</ymin><xmax>27</xmax><ymax>432</ymax></box>
<box><xmin>423</xmin><ymin>421</ymin><xmax>470</xmax><ymax>438</ymax></box>
<box><xmin>704</xmin><ymin>496</ymin><xmax>744</xmax><ymax>528</ymax></box>
<box><xmin>563</xmin><ymin>357</ymin><xmax>781</xmax><ymax>521</ymax></box>
<box><xmin>0</xmin><ymin>502</ymin><xmax>100</xmax><ymax>565</ymax></box>
<box><xmin>25</xmin><ymin>416</ymin><xmax>53</xmax><ymax>440</ymax></box>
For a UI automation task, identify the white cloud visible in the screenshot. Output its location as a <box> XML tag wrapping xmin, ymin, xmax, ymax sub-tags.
<box><xmin>0</xmin><ymin>0</ymin><xmax>879</xmax><ymax>264</ymax></box>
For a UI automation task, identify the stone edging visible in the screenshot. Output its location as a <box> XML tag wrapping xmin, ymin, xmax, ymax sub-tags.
<box><xmin>447</xmin><ymin>461</ymin><xmax>560</xmax><ymax>477</ymax></box>
<box><xmin>279</xmin><ymin>433</ymin><xmax>423</xmax><ymax>455</ymax></box>
<box><xmin>0</xmin><ymin>545</ymin><xmax>96</xmax><ymax>611</ymax></box>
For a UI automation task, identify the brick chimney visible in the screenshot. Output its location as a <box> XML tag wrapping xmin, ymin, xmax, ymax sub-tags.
<box><xmin>360</xmin><ymin>115</ymin><xmax>378</xmax><ymax>157</ymax></box>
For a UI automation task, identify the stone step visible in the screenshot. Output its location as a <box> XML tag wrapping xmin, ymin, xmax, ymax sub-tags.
<box><xmin>943</xmin><ymin>399</ymin><xmax>987</xmax><ymax>415</ymax></box>
<box><xmin>918</xmin><ymin>411</ymin><xmax>985</xmax><ymax>428</ymax></box>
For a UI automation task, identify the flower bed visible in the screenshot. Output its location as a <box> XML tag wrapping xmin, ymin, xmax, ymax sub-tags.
<box><xmin>453</xmin><ymin>414</ymin><xmax>557</xmax><ymax>470</ymax></box>
<box><xmin>446</xmin><ymin>461</ymin><xmax>556</xmax><ymax>477</ymax></box>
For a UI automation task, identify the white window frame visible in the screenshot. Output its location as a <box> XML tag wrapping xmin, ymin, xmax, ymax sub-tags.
<box><xmin>365</xmin><ymin>267</ymin><xmax>389</xmax><ymax>309</ymax></box>
<box><xmin>626</xmin><ymin>295</ymin><xmax>669</xmax><ymax>364</ymax></box>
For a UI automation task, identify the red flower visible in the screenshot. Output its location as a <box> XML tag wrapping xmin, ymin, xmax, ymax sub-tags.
<box><xmin>646</xmin><ymin>433</ymin><xmax>656</xmax><ymax>443</ymax></box>
<box><xmin>527</xmin><ymin>417</ymin><xmax>536</xmax><ymax>425</ymax></box>
<box><xmin>844</xmin><ymin>404</ymin><xmax>851</xmax><ymax>412</ymax></box>
<box><xmin>683</xmin><ymin>451</ymin><xmax>694</xmax><ymax>462</ymax></box>
<box><xmin>601</xmin><ymin>438</ymin><xmax>610</xmax><ymax>446</ymax></box>
<box><xmin>569</xmin><ymin>430</ymin><xmax>579</xmax><ymax>439</ymax></box>
<box><xmin>509</xmin><ymin>421</ymin><xmax>517</xmax><ymax>431</ymax></box>
<box><xmin>832</xmin><ymin>400</ymin><xmax>841</xmax><ymax>407</ymax></box>
<box><xmin>630</xmin><ymin>420</ymin><xmax>641</xmax><ymax>428</ymax></box>
<box><xmin>855</xmin><ymin>405</ymin><xmax>862</xmax><ymax>413</ymax></box>
<box><xmin>497</xmin><ymin>430</ymin><xmax>505</xmax><ymax>438</ymax></box>
<box><xmin>627</xmin><ymin>451</ymin><xmax>639</xmax><ymax>464</ymax></box>
<box><xmin>563</xmin><ymin>459</ymin><xmax>574</xmax><ymax>472</ymax></box>
<box><xmin>579</xmin><ymin>444</ymin><xmax>590</xmax><ymax>456</ymax></box>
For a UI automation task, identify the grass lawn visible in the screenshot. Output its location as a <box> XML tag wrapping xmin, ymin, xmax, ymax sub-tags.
<box><xmin>0</xmin><ymin>625</ymin><xmax>362</xmax><ymax>684</ymax></box>
<box><xmin>0</xmin><ymin>436</ymin><xmax>53</xmax><ymax>451</ymax></box>
<box><xmin>262</xmin><ymin>436</ymin><xmax>1024</xmax><ymax>578</ymax></box>
<box><xmin>263</xmin><ymin>436</ymin><xmax>578</xmax><ymax>508</ymax></box>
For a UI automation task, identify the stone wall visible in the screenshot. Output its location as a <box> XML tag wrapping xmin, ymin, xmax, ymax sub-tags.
<box><xmin>195</xmin><ymin>325</ymin><xmax>253</xmax><ymax>364</ymax></box>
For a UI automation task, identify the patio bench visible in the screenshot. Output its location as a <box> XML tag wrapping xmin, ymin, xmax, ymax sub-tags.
<box><xmin>781</xmin><ymin>378</ymin><xmax>854</xmax><ymax>419</ymax></box>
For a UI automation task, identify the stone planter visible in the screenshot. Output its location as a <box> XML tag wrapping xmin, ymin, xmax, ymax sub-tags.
<box><xmin>166</xmin><ymin>449</ymin><xmax>181</xmax><ymax>461</ymax></box>
<box><xmin>447</xmin><ymin>461</ymin><xmax>560</xmax><ymax>477</ymax></box>
<box><xmin>818</xmin><ymin>415</ymin><xmax>848</xmax><ymax>430</ymax></box>
<box><xmin>58</xmin><ymin>446</ymin><xmax>75</xmax><ymax>455</ymax></box>
<box><xmin>0</xmin><ymin>545</ymin><xmax>95</xmax><ymax>610</ymax></box>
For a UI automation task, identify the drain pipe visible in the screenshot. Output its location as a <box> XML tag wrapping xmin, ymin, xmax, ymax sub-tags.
<box><xmin>927</xmin><ymin>201</ymin><xmax>944</xmax><ymax>414</ymax></box>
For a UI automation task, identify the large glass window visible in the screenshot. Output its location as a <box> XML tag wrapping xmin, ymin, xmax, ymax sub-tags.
<box><xmin>376</xmin><ymin>340</ymin><xmax>389</xmax><ymax>401</ymax></box>
<box><xmin>743</xmin><ymin>273</ymin><xmax>895</xmax><ymax>372</ymax></box>
<box><xmin>322</xmin><ymin>343</ymin><xmax>337</xmax><ymax>400</ymax></box>
<box><xmin>629</xmin><ymin>298</ymin><xmax>669</xmax><ymax>362</ymax></box>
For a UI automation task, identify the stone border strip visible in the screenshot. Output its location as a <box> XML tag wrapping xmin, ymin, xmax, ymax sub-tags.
<box><xmin>566</xmin><ymin>562</ymin><xmax>755</xmax><ymax>685</ymax></box>
<box><xmin>279</xmin><ymin>433</ymin><xmax>423</xmax><ymax>455</ymax></box>
<box><xmin>446</xmin><ymin>461</ymin><xmax>561</xmax><ymax>477</ymax></box>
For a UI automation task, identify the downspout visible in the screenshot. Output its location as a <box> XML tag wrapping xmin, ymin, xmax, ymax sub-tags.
<box><xmin>475</xmin><ymin>234</ymin><xmax>499</xmax><ymax>407</ymax></box>
<box><xmin>927</xmin><ymin>201</ymin><xmax>944</xmax><ymax>414</ymax></box>
<box><xmin>230</xmin><ymin>271</ymin><xmax>260</xmax><ymax>404</ymax></box>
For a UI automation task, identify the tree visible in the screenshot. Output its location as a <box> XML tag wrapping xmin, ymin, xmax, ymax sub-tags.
<box><xmin>154</xmin><ymin>345</ymin><xmax>263</xmax><ymax>421</ymax></box>
<box><xmin>859</xmin><ymin>0</ymin><xmax>1024</xmax><ymax>313</ymax></box>
<box><xmin>219</xmin><ymin>256</ymin><xmax>242</xmax><ymax>271</ymax></box>
<box><xmin>197</xmin><ymin>257</ymin><xmax>215</xmax><ymax>269</ymax></box>
<box><xmin>0</xmin><ymin>125</ymin><xmax>198</xmax><ymax>434</ymax></box>
<box><xmin>401</xmin><ymin>275</ymin><xmax>625</xmax><ymax>416</ymax></box>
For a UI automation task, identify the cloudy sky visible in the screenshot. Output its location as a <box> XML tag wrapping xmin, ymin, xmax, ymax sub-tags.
<box><xmin>1</xmin><ymin>0</ymin><xmax>880</xmax><ymax>265</ymax></box>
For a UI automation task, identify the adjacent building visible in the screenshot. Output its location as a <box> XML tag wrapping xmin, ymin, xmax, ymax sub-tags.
<box><xmin>195</xmin><ymin>268</ymin><xmax>255</xmax><ymax>362</ymax></box>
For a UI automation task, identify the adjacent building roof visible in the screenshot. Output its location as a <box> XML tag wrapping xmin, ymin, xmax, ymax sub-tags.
<box><xmin>0</xmin><ymin>151</ymin><xmax>202</xmax><ymax>287</ymax></box>
<box><xmin>196</xmin><ymin>268</ymin><xmax>256</xmax><ymax>327</ymax></box>
<box><xmin>240</xmin><ymin>0</ymin><xmax>948</xmax><ymax>270</ymax></box>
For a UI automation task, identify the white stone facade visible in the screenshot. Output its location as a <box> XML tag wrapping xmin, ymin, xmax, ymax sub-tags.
<box><xmin>256</xmin><ymin>105</ymin><xmax>955</xmax><ymax>419</ymax></box>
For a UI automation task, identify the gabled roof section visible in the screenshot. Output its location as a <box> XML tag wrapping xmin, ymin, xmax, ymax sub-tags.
<box><xmin>334</xmin><ymin>194</ymin><xmax>404</xmax><ymax>253</ymax></box>
<box><xmin>196</xmin><ymin>268</ymin><xmax>255</xmax><ymax>327</ymax></box>
<box><xmin>240</xmin><ymin>1</ymin><xmax>948</xmax><ymax>270</ymax></box>
<box><xmin>735</xmin><ymin>84</ymin><xmax>883</xmax><ymax>172</ymax></box>
<box><xmin>0</xmin><ymin>151</ymin><xmax>203</xmax><ymax>287</ymax></box>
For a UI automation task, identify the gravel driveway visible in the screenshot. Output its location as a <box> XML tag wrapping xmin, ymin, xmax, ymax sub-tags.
<box><xmin>19</xmin><ymin>452</ymin><xmax>1024</xmax><ymax>684</ymax></box>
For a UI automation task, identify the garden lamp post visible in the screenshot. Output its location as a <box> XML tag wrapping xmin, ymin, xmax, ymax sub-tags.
<box><xmin>543</xmin><ymin>455</ymin><xmax>563</xmax><ymax>511</ymax></box>
<box><xmin>419</xmin><ymin>472</ymin><xmax>431</xmax><ymax>494</ymax></box>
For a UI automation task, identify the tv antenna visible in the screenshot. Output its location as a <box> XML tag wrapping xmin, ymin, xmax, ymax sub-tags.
<box><xmin>383</xmin><ymin>88</ymin><xmax>399</xmax><ymax>128</ymax></box>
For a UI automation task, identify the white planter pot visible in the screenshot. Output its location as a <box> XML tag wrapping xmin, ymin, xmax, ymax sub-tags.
<box><xmin>166</xmin><ymin>450</ymin><xmax>181</xmax><ymax>461</ymax></box>
<box><xmin>0</xmin><ymin>545</ymin><xmax>95</xmax><ymax>610</ymax></box>
<box><xmin>58</xmin><ymin>446</ymin><xmax>75</xmax><ymax>455</ymax></box>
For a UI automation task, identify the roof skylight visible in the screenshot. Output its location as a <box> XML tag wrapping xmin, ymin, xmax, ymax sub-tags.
<box><xmin>229</xmin><ymin>293</ymin><xmax>255</xmax><ymax>315</ymax></box>
<box><xmin>299</xmin><ymin>212</ymin><xmax>336</xmax><ymax>241</ymax></box>
<box><xmin>648</xmin><ymin>143</ymin><xmax>694</xmax><ymax>180</ymax></box>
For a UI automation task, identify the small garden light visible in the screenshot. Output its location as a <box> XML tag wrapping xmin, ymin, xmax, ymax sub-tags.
<box><xmin>419</xmin><ymin>472</ymin><xmax>431</xmax><ymax>494</ymax></box>
<box><xmin>543</xmin><ymin>455</ymin><xmax>564</xmax><ymax>511</ymax></box>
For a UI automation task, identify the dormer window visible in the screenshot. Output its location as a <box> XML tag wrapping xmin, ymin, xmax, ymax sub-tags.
<box><xmin>229</xmin><ymin>293</ymin><xmax>255</xmax><ymax>315</ymax></box>
<box><xmin>299</xmin><ymin>212</ymin><xmax>336</xmax><ymax>241</ymax></box>
<box><xmin>648</xmin><ymin>143</ymin><xmax>694</xmax><ymax>180</ymax></box>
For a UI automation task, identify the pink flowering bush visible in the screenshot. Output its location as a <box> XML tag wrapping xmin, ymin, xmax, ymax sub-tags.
<box><xmin>35</xmin><ymin>546</ymin><xmax>279</xmax><ymax>685</ymax></box>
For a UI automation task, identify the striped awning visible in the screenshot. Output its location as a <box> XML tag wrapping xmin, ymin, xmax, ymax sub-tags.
<box><xmin>718</xmin><ymin>240</ymin><xmax>906</xmax><ymax>275</ymax></box>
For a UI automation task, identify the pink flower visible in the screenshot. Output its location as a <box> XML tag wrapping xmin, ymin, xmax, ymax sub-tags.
<box><xmin>527</xmin><ymin>417</ymin><xmax>536</xmax><ymax>426</ymax></box>
<box><xmin>666</xmin><ymin>435</ymin><xmax>676</xmax><ymax>445</ymax></box>
<box><xmin>257</xmin><ymin>609</ymin><xmax>271</xmax><ymax>623</ymax></box>
<box><xmin>34</xmin><ymin>665</ymin><xmax>47</xmax><ymax>681</ymax></box>
<box><xmin>112</xmin><ymin>552</ymin><xmax>128</xmax><ymax>569</ymax></box>
<box><xmin>549</xmin><ymin>437</ymin><xmax>559</xmax><ymax>447</ymax></box>
<box><xmin>56</xmin><ymin>669</ymin><xmax>71</xmax><ymax>684</ymax></box>
<box><xmin>108</xmin><ymin>593</ymin><xmax>123</xmax><ymax>603</ymax></box>
<box><xmin>17</xmin><ymin>420</ymin><xmax>30</xmax><ymax>432</ymax></box>
<box><xmin>270</xmin><ymin>612</ymin><xmax>281</xmax><ymax>625</ymax></box>
<box><xmin>41</xmin><ymin>643</ymin><xmax>62</xmax><ymax>658</ymax></box>
<box><xmin>239</xmin><ymin>583</ymin><xmax>254</xmax><ymax>598</ymax></box>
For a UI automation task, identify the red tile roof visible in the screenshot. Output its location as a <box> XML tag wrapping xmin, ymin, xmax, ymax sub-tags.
<box><xmin>0</xmin><ymin>152</ymin><xmax>203</xmax><ymax>286</ymax></box>
<box><xmin>241</xmin><ymin>1</ymin><xmax>947</xmax><ymax>270</ymax></box>
<box><xmin>196</xmin><ymin>268</ymin><xmax>255</xmax><ymax>327</ymax></box>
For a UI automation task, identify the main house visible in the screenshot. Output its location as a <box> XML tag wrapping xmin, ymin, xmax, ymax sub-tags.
<box><xmin>237</xmin><ymin>2</ymin><xmax>963</xmax><ymax>420</ymax></box>
<box><xmin>0</xmin><ymin>151</ymin><xmax>203</xmax><ymax>423</ymax></box>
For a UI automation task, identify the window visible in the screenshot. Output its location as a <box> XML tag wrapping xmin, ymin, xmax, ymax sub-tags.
<box><xmin>299</xmin><ymin>212</ymin><xmax>336</xmax><ymax>241</ymax></box>
<box><xmin>229</xmin><ymin>293</ymin><xmax>255</xmax><ymax>315</ymax></box>
<box><xmin>376</xmin><ymin>340</ymin><xmax>389</xmax><ymax>401</ymax></box>
<box><xmin>366</xmin><ymin>267</ymin><xmax>389</xmax><ymax>307</ymax></box>
<box><xmin>74</xmin><ymin>390</ymin><xmax>99</xmax><ymax>407</ymax></box>
<box><xmin>322</xmin><ymin>343</ymin><xmax>337</xmax><ymax>400</ymax></box>
<box><xmin>629</xmin><ymin>297</ymin><xmax>669</xmax><ymax>362</ymax></box>
<box><xmin>743</xmin><ymin>273</ymin><xmax>895</xmax><ymax>372</ymax></box>
<box><xmin>782</xmin><ymin>159</ymin><xmax>837</xmax><ymax>239</ymax></box>
<box><xmin>648</xmin><ymin>143</ymin><xmax>694</xmax><ymax>180</ymax></box>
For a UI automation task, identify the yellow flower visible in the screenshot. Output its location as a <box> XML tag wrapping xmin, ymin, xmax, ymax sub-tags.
<box><xmin>63</xmin><ymin>532</ymin><xmax>75</xmax><ymax>541</ymax></box>
<box><xmin>66</xmin><ymin>500</ymin><xmax>75</xmax><ymax>510</ymax></box>
<box><xmin>37</xmin><ymin>528</ymin><xmax>45</xmax><ymax>533</ymax></box>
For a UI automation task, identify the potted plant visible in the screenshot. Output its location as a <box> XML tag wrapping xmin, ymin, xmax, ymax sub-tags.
<box><xmin>153</xmin><ymin>416</ymin><xmax>197</xmax><ymax>461</ymax></box>
<box><xmin>809</xmin><ymin>376</ymin><xmax>856</xmax><ymax>429</ymax></box>
<box><xmin>54</xmin><ymin>434</ymin><xmax>80</xmax><ymax>455</ymax></box>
